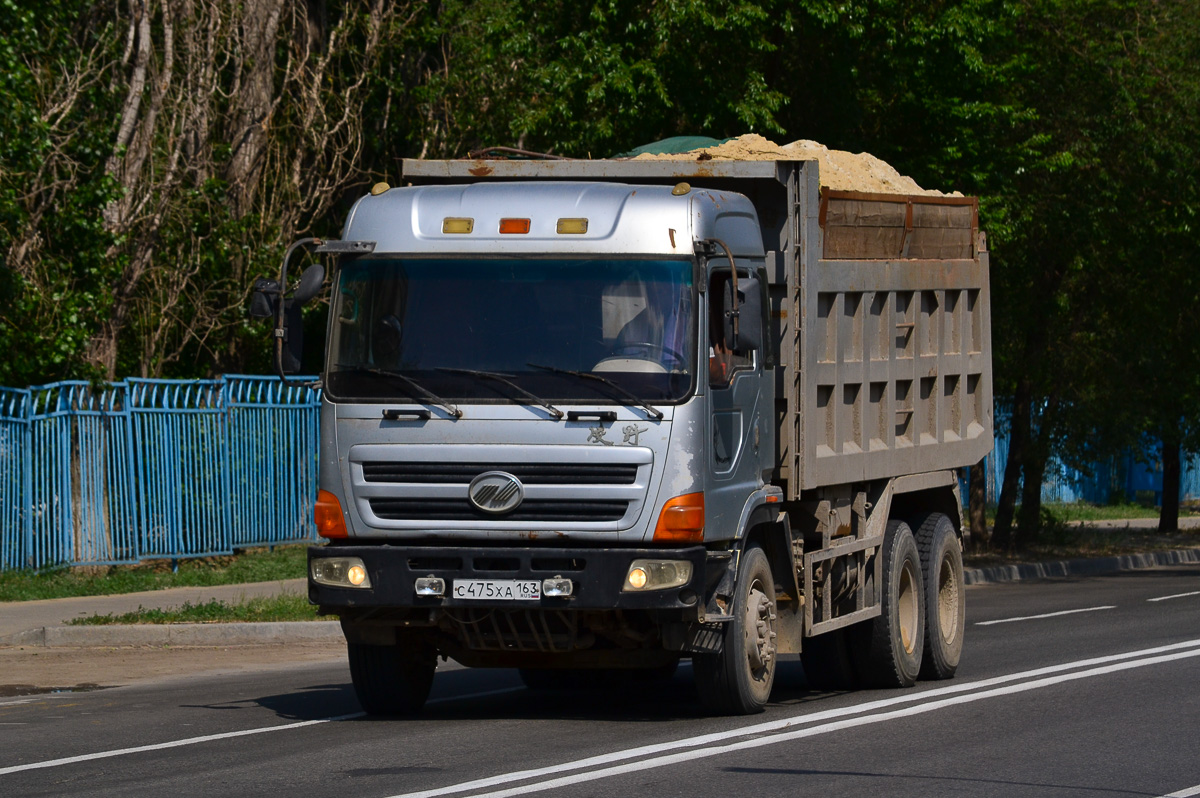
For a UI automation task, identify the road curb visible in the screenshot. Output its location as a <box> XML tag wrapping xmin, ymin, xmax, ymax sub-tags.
<box><xmin>1</xmin><ymin>620</ymin><xmax>343</xmax><ymax>648</ymax></box>
<box><xmin>964</xmin><ymin>547</ymin><xmax>1200</xmax><ymax>585</ymax></box>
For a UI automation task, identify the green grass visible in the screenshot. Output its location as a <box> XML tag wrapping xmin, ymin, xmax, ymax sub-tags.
<box><xmin>67</xmin><ymin>593</ymin><xmax>320</xmax><ymax>625</ymax></box>
<box><xmin>0</xmin><ymin>545</ymin><xmax>309</xmax><ymax>602</ymax></box>
<box><xmin>1042</xmin><ymin>501</ymin><xmax>1169</xmax><ymax>523</ymax></box>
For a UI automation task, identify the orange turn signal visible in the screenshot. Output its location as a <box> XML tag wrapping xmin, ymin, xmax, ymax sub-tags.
<box><xmin>652</xmin><ymin>492</ymin><xmax>705</xmax><ymax>543</ymax></box>
<box><xmin>315</xmin><ymin>490</ymin><xmax>349</xmax><ymax>538</ymax></box>
<box><xmin>498</xmin><ymin>218</ymin><xmax>531</xmax><ymax>234</ymax></box>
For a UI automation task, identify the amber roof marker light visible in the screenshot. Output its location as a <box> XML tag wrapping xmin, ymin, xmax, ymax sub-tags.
<box><xmin>499</xmin><ymin>218</ymin><xmax>532</xmax><ymax>234</ymax></box>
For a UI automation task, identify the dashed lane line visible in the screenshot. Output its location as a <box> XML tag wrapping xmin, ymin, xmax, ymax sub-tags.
<box><xmin>0</xmin><ymin>686</ymin><xmax>524</xmax><ymax>777</ymax></box>
<box><xmin>0</xmin><ymin>712</ymin><xmax>366</xmax><ymax>777</ymax></box>
<box><xmin>1148</xmin><ymin>591</ymin><xmax>1200</xmax><ymax>603</ymax></box>
<box><xmin>1160</xmin><ymin>785</ymin><xmax>1200</xmax><ymax>798</ymax></box>
<box><xmin>975</xmin><ymin>606</ymin><xmax>1116</xmax><ymax>626</ymax></box>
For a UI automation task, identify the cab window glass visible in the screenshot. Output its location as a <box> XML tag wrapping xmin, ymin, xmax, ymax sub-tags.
<box><xmin>708</xmin><ymin>271</ymin><xmax>754</xmax><ymax>387</ymax></box>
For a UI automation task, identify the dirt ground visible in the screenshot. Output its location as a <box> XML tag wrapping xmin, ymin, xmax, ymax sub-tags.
<box><xmin>0</xmin><ymin>641</ymin><xmax>348</xmax><ymax>696</ymax></box>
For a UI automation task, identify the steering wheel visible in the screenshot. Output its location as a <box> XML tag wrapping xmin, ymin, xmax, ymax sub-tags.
<box><xmin>615</xmin><ymin>341</ymin><xmax>687</xmax><ymax>365</ymax></box>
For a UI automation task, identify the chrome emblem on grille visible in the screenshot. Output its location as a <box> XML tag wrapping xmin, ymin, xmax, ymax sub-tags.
<box><xmin>467</xmin><ymin>471</ymin><xmax>524</xmax><ymax>514</ymax></box>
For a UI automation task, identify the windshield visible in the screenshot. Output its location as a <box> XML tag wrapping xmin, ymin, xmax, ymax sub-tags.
<box><xmin>325</xmin><ymin>258</ymin><xmax>696</xmax><ymax>404</ymax></box>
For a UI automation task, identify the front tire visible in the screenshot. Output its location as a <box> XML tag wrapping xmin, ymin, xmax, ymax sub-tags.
<box><xmin>694</xmin><ymin>546</ymin><xmax>778</xmax><ymax>714</ymax></box>
<box><xmin>348</xmin><ymin>639</ymin><xmax>437</xmax><ymax>716</ymax></box>
<box><xmin>911</xmin><ymin>511</ymin><xmax>965</xmax><ymax>680</ymax></box>
<box><xmin>850</xmin><ymin>520</ymin><xmax>925</xmax><ymax>688</ymax></box>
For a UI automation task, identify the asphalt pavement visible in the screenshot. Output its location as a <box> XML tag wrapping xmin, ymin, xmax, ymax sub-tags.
<box><xmin>3</xmin><ymin>565</ymin><xmax>1198</xmax><ymax>798</ymax></box>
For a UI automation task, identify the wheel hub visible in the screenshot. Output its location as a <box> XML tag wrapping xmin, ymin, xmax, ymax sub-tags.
<box><xmin>745</xmin><ymin>588</ymin><xmax>778</xmax><ymax>672</ymax></box>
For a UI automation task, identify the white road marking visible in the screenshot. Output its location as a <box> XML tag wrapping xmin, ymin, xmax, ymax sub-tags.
<box><xmin>0</xmin><ymin>686</ymin><xmax>521</xmax><ymax>777</ymax></box>
<box><xmin>386</xmin><ymin>638</ymin><xmax>1200</xmax><ymax>798</ymax></box>
<box><xmin>0</xmin><ymin>699</ymin><xmax>35</xmax><ymax>708</ymax></box>
<box><xmin>1159</xmin><ymin>785</ymin><xmax>1200</xmax><ymax>798</ymax></box>
<box><xmin>390</xmin><ymin>645</ymin><xmax>1200</xmax><ymax>798</ymax></box>
<box><xmin>4</xmin><ymin>639</ymin><xmax>1200</xmax><ymax>781</ymax></box>
<box><xmin>0</xmin><ymin>713</ymin><xmax>365</xmax><ymax>776</ymax></box>
<box><xmin>975</xmin><ymin>606</ymin><xmax>1116</xmax><ymax>625</ymax></box>
<box><xmin>1148</xmin><ymin>591</ymin><xmax>1200</xmax><ymax>603</ymax></box>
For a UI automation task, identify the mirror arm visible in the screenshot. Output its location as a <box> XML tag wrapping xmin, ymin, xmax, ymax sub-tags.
<box><xmin>274</xmin><ymin>237</ymin><xmax>321</xmax><ymax>387</ymax></box>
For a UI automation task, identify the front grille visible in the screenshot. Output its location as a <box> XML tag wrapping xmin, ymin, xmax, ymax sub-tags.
<box><xmin>361</xmin><ymin>462</ymin><xmax>638</xmax><ymax>485</ymax></box>
<box><xmin>369</xmin><ymin>498</ymin><xmax>628</xmax><ymax>522</ymax></box>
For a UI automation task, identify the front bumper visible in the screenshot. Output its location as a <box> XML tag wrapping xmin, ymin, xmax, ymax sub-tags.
<box><xmin>309</xmin><ymin>544</ymin><xmax>709</xmax><ymax>611</ymax></box>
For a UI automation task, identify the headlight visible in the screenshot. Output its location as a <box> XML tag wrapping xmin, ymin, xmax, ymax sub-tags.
<box><xmin>311</xmin><ymin>557</ymin><xmax>372</xmax><ymax>588</ymax></box>
<box><xmin>622</xmin><ymin>559</ymin><xmax>693</xmax><ymax>592</ymax></box>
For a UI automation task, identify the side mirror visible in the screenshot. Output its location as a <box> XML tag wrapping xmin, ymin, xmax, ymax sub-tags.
<box><xmin>249</xmin><ymin>278</ymin><xmax>280</xmax><ymax>319</ymax></box>
<box><xmin>723</xmin><ymin>274</ymin><xmax>762</xmax><ymax>352</ymax></box>
<box><xmin>293</xmin><ymin>264</ymin><xmax>326</xmax><ymax>306</ymax></box>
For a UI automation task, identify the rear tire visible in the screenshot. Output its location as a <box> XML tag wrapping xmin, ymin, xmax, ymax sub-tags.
<box><xmin>911</xmin><ymin>511</ymin><xmax>965</xmax><ymax>680</ymax></box>
<box><xmin>694</xmin><ymin>546</ymin><xmax>778</xmax><ymax>715</ymax></box>
<box><xmin>348</xmin><ymin>639</ymin><xmax>437</xmax><ymax>716</ymax></box>
<box><xmin>850</xmin><ymin>520</ymin><xmax>924</xmax><ymax>688</ymax></box>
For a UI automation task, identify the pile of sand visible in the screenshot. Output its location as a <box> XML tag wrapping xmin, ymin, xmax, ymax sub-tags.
<box><xmin>632</xmin><ymin>133</ymin><xmax>956</xmax><ymax>196</ymax></box>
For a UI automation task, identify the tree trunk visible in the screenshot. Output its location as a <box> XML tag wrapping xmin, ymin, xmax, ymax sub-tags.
<box><xmin>1159</xmin><ymin>436</ymin><xmax>1181</xmax><ymax>533</ymax></box>
<box><xmin>993</xmin><ymin>378</ymin><xmax>1031</xmax><ymax>550</ymax></box>
<box><xmin>1015</xmin><ymin>393</ymin><xmax>1059</xmax><ymax>548</ymax></box>
<box><xmin>1016</xmin><ymin>451</ymin><xmax>1046</xmax><ymax>547</ymax></box>
<box><xmin>969</xmin><ymin>459</ymin><xmax>989</xmax><ymax>551</ymax></box>
<box><xmin>224</xmin><ymin>0</ymin><xmax>285</xmax><ymax>217</ymax></box>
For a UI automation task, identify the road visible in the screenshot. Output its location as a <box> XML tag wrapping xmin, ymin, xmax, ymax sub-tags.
<box><xmin>2</xmin><ymin>566</ymin><xmax>1198</xmax><ymax>798</ymax></box>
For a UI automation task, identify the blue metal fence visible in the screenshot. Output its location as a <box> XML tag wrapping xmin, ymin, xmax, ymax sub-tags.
<box><xmin>3</xmin><ymin>377</ymin><xmax>1193</xmax><ymax>571</ymax></box>
<box><xmin>975</xmin><ymin>437</ymin><xmax>1200</xmax><ymax>507</ymax></box>
<box><xmin>0</xmin><ymin>376</ymin><xmax>320</xmax><ymax>571</ymax></box>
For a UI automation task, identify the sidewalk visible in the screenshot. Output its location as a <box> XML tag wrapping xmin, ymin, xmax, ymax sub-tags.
<box><xmin>0</xmin><ymin>578</ymin><xmax>341</xmax><ymax>647</ymax></box>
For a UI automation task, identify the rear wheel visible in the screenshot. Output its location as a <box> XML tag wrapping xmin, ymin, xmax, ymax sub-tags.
<box><xmin>348</xmin><ymin>638</ymin><xmax>437</xmax><ymax>716</ymax></box>
<box><xmin>694</xmin><ymin>545</ymin><xmax>778</xmax><ymax>714</ymax></box>
<box><xmin>911</xmin><ymin>512</ymin><xmax>965</xmax><ymax>680</ymax></box>
<box><xmin>850</xmin><ymin>520</ymin><xmax>924</xmax><ymax>688</ymax></box>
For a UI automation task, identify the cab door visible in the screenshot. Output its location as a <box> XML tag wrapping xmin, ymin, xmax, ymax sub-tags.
<box><xmin>706</xmin><ymin>266</ymin><xmax>769</xmax><ymax>539</ymax></box>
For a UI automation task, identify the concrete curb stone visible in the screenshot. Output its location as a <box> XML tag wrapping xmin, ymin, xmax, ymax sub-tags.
<box><xmin>964</xmin><ymin>546</ymin><xmax>1200</xmax><ymax>585</ymax></box>
<box><xmin>3</xmin><ymin>620</ymin><xmax>343</xmax><ymax>648</ymax></box>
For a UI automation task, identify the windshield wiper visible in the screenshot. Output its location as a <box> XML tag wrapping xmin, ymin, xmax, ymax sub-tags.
<box><xmin>437</xmin><ymin>367</ymin><xmax>564</xmax><ymax>419</ymax></box>
<box><xmin>353</xmin><ymin>367</ymin><xmax>462</xmax><ymax>418</ymax></box>
<box><xmin>526</xmin><ymin>363</ymin><xmax>664</xmax><ymax>421</ymax></box>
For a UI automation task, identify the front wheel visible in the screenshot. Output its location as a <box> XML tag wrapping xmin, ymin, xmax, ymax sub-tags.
<box><xmin>694</xmin><ymin>546</ymin><xmax>778</xmax><ymax>715</ymax></box>
<box><xmin>348</xmin><ymin>638</ymin><xmax>437</xmax><ymax>716</ymax></box>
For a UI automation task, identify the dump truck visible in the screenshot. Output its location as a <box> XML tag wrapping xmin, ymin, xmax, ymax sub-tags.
<box><xmin>256</xmin><ymin>153</ymin><xmax>993</xmax><ymax>715</ymax></box>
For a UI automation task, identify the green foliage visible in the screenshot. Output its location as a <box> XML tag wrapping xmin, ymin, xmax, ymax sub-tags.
<box><xmin>68</xmin><ymin>594</ymin><xmax>319</xmax><ymax>625</ymax></box>
<box><xmin>0</xmin><ymin>545</ymin><xmax>308</xmax><ymax>601</ymax></box>
<box><xmin>404</xmin><ymin>0</ymin><xmax>792</xmax><ymax>157</ymax></box>
<box><xmin>1</xmin><ymin>0</ymin><xmax>1197</xmax><ymax>539</ymax></box>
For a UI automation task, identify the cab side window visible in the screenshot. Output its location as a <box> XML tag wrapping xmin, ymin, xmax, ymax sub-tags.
<box><xmin>708</xmin><ymin>271</ymin><xmax>754</xmax><ymax>387</ymax></box>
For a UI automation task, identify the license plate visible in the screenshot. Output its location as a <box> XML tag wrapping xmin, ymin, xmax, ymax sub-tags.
<box><xmin>452</xmin><ymin>579</ymin><xmax>541</xmax><ymax>601</ymax></box>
